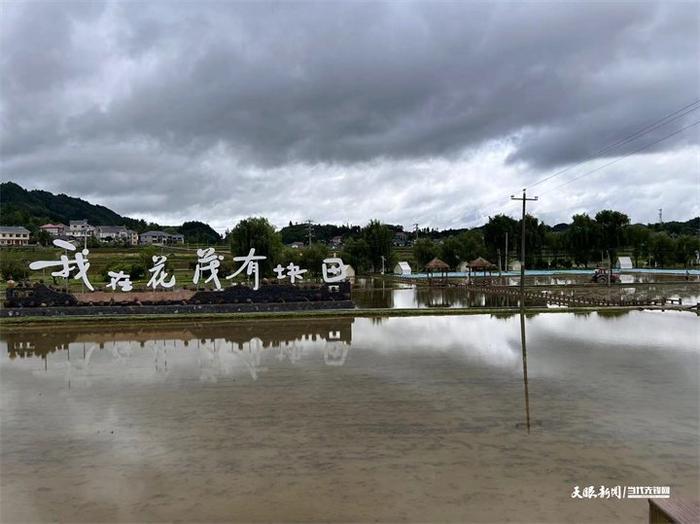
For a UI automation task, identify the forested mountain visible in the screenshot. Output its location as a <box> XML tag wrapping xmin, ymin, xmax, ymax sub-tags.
<box><xmin>0</xmin><ymin>181</ymin><xmax>127</xmax><ymax>228</ymax></box>
<box><xmin>0</xmin><ymin>182</ymin><xmax>221</xmax><ymax>242</ymax></box>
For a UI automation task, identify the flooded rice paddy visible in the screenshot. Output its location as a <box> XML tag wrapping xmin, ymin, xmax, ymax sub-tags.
<box><xmin>1</xmin><ymin>311</ymin><xmax>698</xmax><ymax>522</ymax></box>
<box><xmin>352</xmin><ymin>277</ymin><xmax>700</xmax><ymax>309</ymax></box>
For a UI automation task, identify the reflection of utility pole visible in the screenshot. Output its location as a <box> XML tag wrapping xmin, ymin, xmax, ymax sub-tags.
<box><xmin>380</xmin><ymin>256</ymin><xmax>385</xmax><ymax>275</ymax></box>
<box><xmin>519</xmin><ymin>310</ymin><xmax>531</xmax><ymax>434</ymax></box>
<box><xmin>510</xmin><ymin>189</ymin><xmax>538</xmax><ymax>307</ymax></box>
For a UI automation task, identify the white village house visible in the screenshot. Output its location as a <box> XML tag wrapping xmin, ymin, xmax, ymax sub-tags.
<box><xmin>40</xmin><ymin>223</ymin><xmax>66</xmax><ymax>236</ymax></box>
<box><xmin>96</xmin><ymin>225</ymin><xmax>129</xmax><ymax>242</ymax></box>
<box><xmin>140</xmin><ymin>231</ymin><xmax>185</xmax><ymax>245</ymax></box>
<box><xmin>0</xmin><ymin>226</ymin><xmax>30</xmax><ymax>246</ymax></box>
<box><xmin>68</xmin><ymin>219</ymin><xmax>95</xmax><ymax>239</ymax></box>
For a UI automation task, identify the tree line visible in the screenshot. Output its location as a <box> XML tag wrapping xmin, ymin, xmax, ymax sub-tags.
<box><xmin>414</xmin><ymin>211</ymin><xmax>699</xmax><ymax>269</ymax></box>
<box><xmin>226</xmin><ymin>211</ymin><xmax>699</xmax><ymax>277</ymax></box>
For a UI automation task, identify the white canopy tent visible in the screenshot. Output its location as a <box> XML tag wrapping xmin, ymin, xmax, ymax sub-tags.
<box><xmin>394</xmin><ymin>261</ymin><xmax>412</xmax><ymax>276</ymax></box>
<box><xmin>616</xmin><ymin>256</ymin><xmax>633</xmax><ymax>269</ymax></box>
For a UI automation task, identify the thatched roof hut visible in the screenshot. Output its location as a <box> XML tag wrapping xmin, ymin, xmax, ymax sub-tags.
<box><xmin>468</xmin><ymin>256</ymin><xmax>497</xmax><ymax>276</ymax></box>
<box><xmin>425</xmin><ymin>257</ymin><xmax>450</xmax><ymax>286</ymax></box>
<box><xmin>468</xmin><ymin>257</ymin><xmax>496</xmax><ymax>270</ymax></box>
<box><xmin>425</xmin><ymin>257</ymin><xmax>450</xmax><ymax>271</ymax></box>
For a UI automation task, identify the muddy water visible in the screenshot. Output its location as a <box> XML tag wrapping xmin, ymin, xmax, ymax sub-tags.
<box><xmin>1</xmin><ymin>312</ymin><xmax>698</xmax><ymax>522</ymax></box>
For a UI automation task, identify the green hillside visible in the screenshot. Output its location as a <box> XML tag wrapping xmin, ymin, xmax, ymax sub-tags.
<box><xmin>0</xmin><ymin>181</ymin><xmax>126</xmax><ymax>228</ymax></box>
<box><xmin>0</xmin><ymin>181</ymin><xmax>222</xmax><ymax>242</ymax></box>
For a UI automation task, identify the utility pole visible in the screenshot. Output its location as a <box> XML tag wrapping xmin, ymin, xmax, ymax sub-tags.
<box><xmin>413</xmin><ymin>223</ymin><xmax>419</xmax><ymax>240</ymax></box>
<box><xmin>510</xmin><ymin>189</ymin><xmax>539</xmax><ymax>309</ymax></box>
<box><xmin>658</xmin><ymin>208</ymin><xmax>663</xmax><ymax>225</ymax></box>
<box><xmin>505</xmin><ymin>232</ymin><xmax>509</xmax><ymax>272</ymax></box>
<box><xmin>305</xmin><ymin>219</ymin><xmax>314</xmax><ymax>246</ymax></box>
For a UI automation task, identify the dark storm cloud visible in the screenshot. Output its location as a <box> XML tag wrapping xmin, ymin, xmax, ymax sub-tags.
<box><xmin>0</xmin><ymin>1</ymin><xmax>698</xmax><ymax>227</ymax></box>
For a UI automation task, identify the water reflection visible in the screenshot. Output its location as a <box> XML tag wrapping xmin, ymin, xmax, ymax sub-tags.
<box><xmin>352</xmin><ymin>276</ymin><xmax>700</xmax><ymax>309</ymax></box>
<box><xmin>4</xmin><ymin>318</ymin><xmax>354</xmax><ymax>383</ymax></box>
<box><xmin>353</xmin><ymin>282</ymin><xmax>523</xmax><ymax>309</ymax></box>
<box><xmin>1</xmin><ymin>312</ymin><xmax>698</xmax><ymax>523</ymax></box>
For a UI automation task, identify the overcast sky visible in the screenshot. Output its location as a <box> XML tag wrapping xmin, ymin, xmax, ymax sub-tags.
<box><xmin>1</xmin><ymin>1</ymin><xmax>698</xmax><ymax>232</ymax></box>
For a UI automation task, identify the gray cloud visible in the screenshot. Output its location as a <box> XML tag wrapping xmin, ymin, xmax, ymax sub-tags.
<box><xmin>1</xmin><ymin>1</ymin><xmax>698</xmax><ymax>229</ymax></box>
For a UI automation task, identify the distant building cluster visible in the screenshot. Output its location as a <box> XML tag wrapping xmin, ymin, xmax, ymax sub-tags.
<box><xmin>5</xmin><ymin>219</ymin><xmax>186</xmax><ymax>247</ymax></box>
<box><xmin>284</xmin><ymin>230</ymin><xmax>413</xmax><ymax>249</ymax></box>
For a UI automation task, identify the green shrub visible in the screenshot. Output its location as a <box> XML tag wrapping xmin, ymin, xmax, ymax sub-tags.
<box><xmin>0</xmin><ymin>251</ymin><xmax>30</xmax><ymax>280</ymax></box>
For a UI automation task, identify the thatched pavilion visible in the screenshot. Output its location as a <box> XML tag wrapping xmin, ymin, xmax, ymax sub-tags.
<box><xmin>468</xmin><ymin>257</ymin><xmax>497</xmax><ymax>276</ymax></box>
<box><xmin>425</xmin><ymin>257</ymin><xmax>450</xmax><ymax>286</ymax></box>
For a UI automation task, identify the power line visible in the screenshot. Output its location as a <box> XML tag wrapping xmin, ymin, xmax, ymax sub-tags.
<box><xmin>467</xmin><ymin>114</ymin><xmax>699</xmax><ymax>228</ymax></box>
<box><xmin>525</xmin><ymin>98</ymin><xmax>700</xmax><ymax>190</ymax></box>
<box><xmin>539</xmin><ymin>119</ymin><xmax>700</xmax><ymax>196</ymax></box>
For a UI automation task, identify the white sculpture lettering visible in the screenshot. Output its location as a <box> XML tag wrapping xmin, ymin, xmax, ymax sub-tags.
<box><xmin>147</xmin><ymin>255</ymin><xmax>176</xmax><ymax>289</ymax></box>
<box><xmin>28</xmin><ymin>243</ymin><xmax>347</xmax><ymax>293</ymax></box>
<box><xmin>273</xmin><ymin>262</ymin><xmax>308</xmax><ymax>283</ymax></box>
<box><xmin>106</xmin><ymin>270</ymin><xmax>133</xmax><ymax>292</ymax></box>
<box><xmin>226</xmin><ymin>248</ymin><xmax>267</xmax><ymax>290</ymax></box>
<box><xmin>29</xmin><ymin>239</ymin><xmax>94</xmax><ymax>291</ymax></box>
<box><xmin>193</xmin><ymin>247</ymin><xmax>224</xmax><ymax>290</ymax></box>
<box><xmin>321</xmin><ymin>257</ymin><xmax>347</xmax><ymax>283</ymax></box>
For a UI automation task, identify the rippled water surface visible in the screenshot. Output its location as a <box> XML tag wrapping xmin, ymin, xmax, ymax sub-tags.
<box><xmin>1</xmin><ymin>312</ymin><xmax>698</xmax><ymax>522</ymax></box>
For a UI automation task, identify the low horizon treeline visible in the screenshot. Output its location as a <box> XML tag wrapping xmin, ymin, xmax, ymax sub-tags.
<box><xmin>1</xmin><ymin>212</ymin><xmax>698</xmax><ymax>281</ymax></box>
<box><xmin>223</xmin><ymin>211</ymin><xmax>699</xmax><ymax>273</ymax></box>
<box><xmin>2</xmin><ymin>182</ymin><xmax>698</xmax><ymax>270</ymax></box>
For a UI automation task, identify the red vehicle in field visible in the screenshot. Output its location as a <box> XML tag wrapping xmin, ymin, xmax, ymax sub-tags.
<box><xmin>591</xmin><ymin>267</ymin><xmax>620</xmax><ymax>284</ymax></box>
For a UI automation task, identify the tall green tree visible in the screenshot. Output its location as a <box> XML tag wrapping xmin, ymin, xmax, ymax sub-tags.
<box><xmin>439</xmin><ymin>236</ymin><xmax>463</xmax><ymax>268</ymax></box>
<box><xmin>483</xmin><ymin>214</ymin><xmax>518</xmax><ymax>259</ymax></box>
<box><xmin>626</xmin><ymin>224</ymin><xmax>651</xmax><ymax>267</ymax></box>
<box><xmin>674</xmin><ymin>235</ymin><xmax>700</xmax><ymax>267</ymax></box>
<box><xmin>229</xmin><ymin>217</ymin><xmax>283</xmax><ymax>275</ymax></box>
<box><xmin>412</xmin><ymin>238</ymin><xmax>438</xmax><ymax>268</ymax></box>
<box><xmin>565</xmin><ymin>214</ymin><xmax>597</xmax><ymax>267</ymax></box>
<box><xmin>518</xmin><ymin>214</ymin><xmax>546</xmax><ymax>267</ymax></box>
<box><xmin>649</xmin><ymin>232</ymin><xmax>676</xmax><ymax>267</ymax></box>
<box><xmin>595</xmin><ymin>210</ymin><xmax>630</xmax><ymax>257</ymax></box>
<box><xmin>340</xmin><ymin>237</ymin><xmax>371</xmax><ymax>273</ymax></box>
<box><xmin>362</xmin><ymin>219</ymin><xmax>394</xmax><ymax>272</ymax></box>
